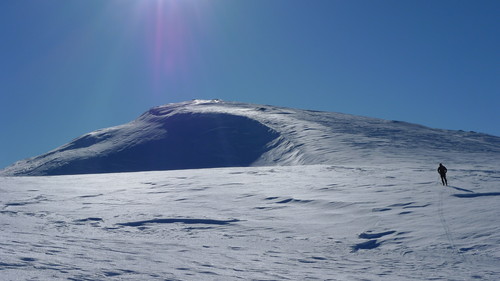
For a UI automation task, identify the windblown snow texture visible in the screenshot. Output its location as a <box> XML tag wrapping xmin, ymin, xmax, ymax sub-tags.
<box><xmin>1</xmin><ymin>100</ymin><xmax>500</xmax><ymax>280</ymax></box>
<box><xmin>1</xmin><ymin>165</ymin><xmax>500</xmax><ymax>280</ymax></box>
<box><xmin>1</xmin><ymin>99</ymin><xmax>499</xmax><ymax>176</ymax></box>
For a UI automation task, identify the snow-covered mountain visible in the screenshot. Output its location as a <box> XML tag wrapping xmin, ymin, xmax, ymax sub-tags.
<box><xmin>2</xmin><ymin>99</ymin><xmax>499</xmax><ymax>176</ymax></box>
<box><xmin>1</xmin><ymin>100</ymin><xmax>500</xmax><ymax>280</ymax></box>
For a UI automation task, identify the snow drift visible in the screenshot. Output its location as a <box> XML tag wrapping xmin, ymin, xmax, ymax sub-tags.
<box><xmin>2</xmin><ymin>100</ymin><xmax>499</xmax><ymax>176</ymax></box>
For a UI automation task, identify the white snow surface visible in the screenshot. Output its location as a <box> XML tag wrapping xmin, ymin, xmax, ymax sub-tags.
<box><xmin>1</xmin><ymin>165</ymin><xmax>500</xmax><ymax>280</ymax></box>
<box><xmin>1</xmin><ymin>100</ymin><xmax>499</xmax><ymax>176</ymax></box>
<box><xmin>1</xmin><ymin>100</ymin><xmax>500</xmax><ymax>280</ymax></box>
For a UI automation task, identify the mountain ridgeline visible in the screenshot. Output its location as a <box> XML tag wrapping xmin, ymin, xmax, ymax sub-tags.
<box><xmin>2</xmin><ymin>100</ymin><xmax>499</xmax><ymax>176</ymax></box>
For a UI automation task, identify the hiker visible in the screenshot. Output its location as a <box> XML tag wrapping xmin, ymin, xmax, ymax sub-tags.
<box><xmin>437</xmin><ymin>163</ymin><xmax>448</xmax><ymax>186</ymax></box>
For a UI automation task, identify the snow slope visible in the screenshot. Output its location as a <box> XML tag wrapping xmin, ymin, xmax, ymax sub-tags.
<box><xmin>2</xmin><ymin>100</ymin><xmax>499</xmax><ymax>176</ymax></box>
<box><xmin>1</xmin><ymin>100</ymin><xmax>499</xmax><ymax>280</ymax></box>
<box><xmin>1</xmin><ymin>165</ymin><xmax>500</xmax><ymax>280</ymax></box>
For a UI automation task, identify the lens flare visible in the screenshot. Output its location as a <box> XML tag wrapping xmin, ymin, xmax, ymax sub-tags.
<box><xmin>134</xmin><ymin>0</ymin><xmax>209</xmax><ymax>97</ymax></box>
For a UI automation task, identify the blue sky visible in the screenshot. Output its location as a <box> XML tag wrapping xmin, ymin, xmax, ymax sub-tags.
<box><xmin>1</xmin><ymin>0</ymin><xmax>499</xmax><ymax>169</ymax></box>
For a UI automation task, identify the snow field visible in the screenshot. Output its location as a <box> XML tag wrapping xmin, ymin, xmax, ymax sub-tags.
<box><xmin>1</xmin><ymin>164</ymin><xmax>499</xmax><ymax>280</ymax></box>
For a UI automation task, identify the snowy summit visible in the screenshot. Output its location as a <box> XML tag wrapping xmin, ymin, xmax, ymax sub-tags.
<box><xmin>1</xmin><ymin>100</ymin><xmax>500</xmax><ymax>280</ymax></box>
<box><xmin>1</xmin><ymin>100</ymin><xmax>499</xmax><ymax>176</ymax></box>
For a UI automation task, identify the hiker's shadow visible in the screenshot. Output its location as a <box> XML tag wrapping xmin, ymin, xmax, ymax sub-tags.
<box><xmin>453</xmin><ymin>192</ymin><xmax>500</xmax><ymax>198</ymax></box>
<box><xmin>448</xmin><ymin>186</ymin><xmax>474</xmax><ymax>193</ymax></box>
<box><xmin>448</xmin><ymin>186</ymin><xmax>500</xmax><ymax>198</ymax></box>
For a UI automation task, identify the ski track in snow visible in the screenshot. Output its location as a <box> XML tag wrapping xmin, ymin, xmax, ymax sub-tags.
<box><xmin>1</xmin><ymin>165</ymin><xmax>500</xmax><ymax>280</ymax></box>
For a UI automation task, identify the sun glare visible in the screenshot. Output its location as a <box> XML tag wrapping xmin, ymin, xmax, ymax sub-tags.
<box><xmin>130</xmin><ymin>0</ymin><xmax>209</xmax><ymax>96</ymax></box>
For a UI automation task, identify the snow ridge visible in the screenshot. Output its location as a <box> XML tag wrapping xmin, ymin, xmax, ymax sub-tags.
<box><xmin>1</xmin><ymin>100</ymin><xmax>499</xmax><ymax>176</ymax></box>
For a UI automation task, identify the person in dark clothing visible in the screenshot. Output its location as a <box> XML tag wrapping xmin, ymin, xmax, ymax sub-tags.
<box><xmin>437</xmin><ymin>163</ymin><xmax>448</xmax><ymax>186</ymax></box>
